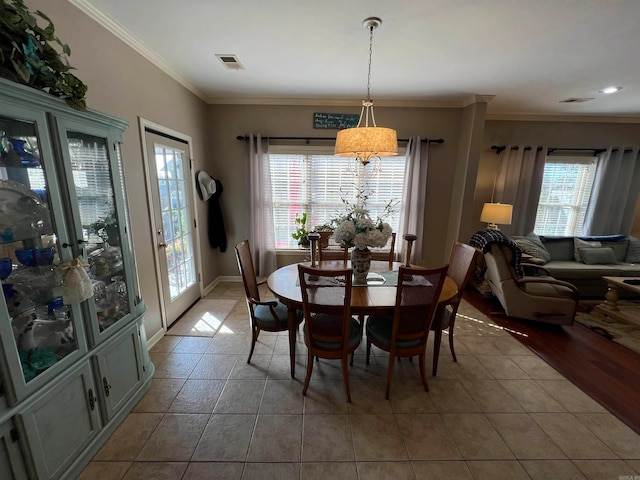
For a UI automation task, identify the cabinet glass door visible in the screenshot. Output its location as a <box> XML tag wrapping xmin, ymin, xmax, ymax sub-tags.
<box><xmin>0</xmin><ymin>115</ymin><xmax>80</xmax><ymax>387</ymax></box>
<box><xmin>59</xmin><ymin>126</ymin><xmax>133</xmax><ymax>341</ymax></box>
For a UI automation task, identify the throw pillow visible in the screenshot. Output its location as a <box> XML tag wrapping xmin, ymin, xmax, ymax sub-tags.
<box><xmin>514</xmin><ymin>233</ymin><xmax>552</xmax><ymax>264</ymax></box>
<box><xmin>578</xmin><ymin>246</ymin><xmax>618</xmax><ymax>265</ymax></box>
<box><xmin>626</xmin><ymin>236</ymin><xmax>640</xmax><ymax>263</ymax></box>
<box><xmin>574</xmin><ymin>238</ymin><xmax>601</xmax><ymax>262</ymax></box>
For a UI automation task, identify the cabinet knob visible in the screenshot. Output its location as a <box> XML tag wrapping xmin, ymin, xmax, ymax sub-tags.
<box><xmin>88</xmin><ymin>388</ymin><xmax>96</xmax><ymax>411</ymax></box>
<box><xmin>103</xmin><ymin>377</ymin><xmax>112</xmax><ymax>397</ymax></box>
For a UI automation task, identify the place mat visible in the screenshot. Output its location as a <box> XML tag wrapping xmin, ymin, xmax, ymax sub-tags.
<box><xmin>297</xmin><ymin>270</ymin><xmax>398</xmax><ymax>287</ymax></box>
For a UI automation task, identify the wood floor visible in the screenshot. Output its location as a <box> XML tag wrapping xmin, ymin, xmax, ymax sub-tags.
<box><xmin>464</xmin><ymin>288</ymin><xmax>640</xmax><ymax>436</ymax></box>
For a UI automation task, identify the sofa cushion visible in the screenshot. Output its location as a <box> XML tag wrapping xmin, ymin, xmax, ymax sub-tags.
<box><xmin>543</xmin><ymin>260</ymin><xmax>620</xmax><ymax>278</ymax></box>
<box><xmin>601</xmin><ymin>238</ymin><xmax>630</xmax><ymax>262</ymax></box>
<box><xmin>514</xmin><ymin>233</ymin><xmax>551</xmax><ymax>264</ymax></box>
<box><xmin>574</xmin><ymin>238</ymin><xmax>601</xmax><ymax>262</ymax></box>
<box><xmin>626</xmin><ymin>236</ymin><xmax>640</xmax><ymax>263</ymax></box>
<box><xmin>540</xmin><ymin>237</ymin><xmax>575</xmax><ymax>261</ymax></box>
<box><xmin>578</xmin><ymin>246</ymin><xmax>618</xmax><ymax>265</ymax></box>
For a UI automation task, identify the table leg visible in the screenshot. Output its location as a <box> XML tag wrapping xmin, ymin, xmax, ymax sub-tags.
<box><xmin>604</xmin><ymin>283</ymin><xmax>620</xmax><ymax>311</ymax></box>
<box><xmin>288</xmin><ymin>307</ymin><xmax>297</xmax><ymax>378</ymax></box>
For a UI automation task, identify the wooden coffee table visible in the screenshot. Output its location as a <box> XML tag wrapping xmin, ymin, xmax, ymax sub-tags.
<box><xmin>595</xmin><ymin>276</ymin><xmax>640</xmax><ymax>325</ymax></box>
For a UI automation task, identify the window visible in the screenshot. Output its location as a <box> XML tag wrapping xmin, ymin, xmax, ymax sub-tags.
<box><xmin>533</xmin><ymin>155</ymin><xmax>598</xmax><ymax>236</ymax></box>
<box><xmin>269</xmin><ymin>146</ymin><xmax>406</xmax><ymax>248</ymax></box>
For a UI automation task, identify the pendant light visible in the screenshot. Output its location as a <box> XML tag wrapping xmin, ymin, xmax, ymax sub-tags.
<box><xmin>334</xmin><ymin>17</ymin><xmax>398</xmax><ymax>166</ymax></box>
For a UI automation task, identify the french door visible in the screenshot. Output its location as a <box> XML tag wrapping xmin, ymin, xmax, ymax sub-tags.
<box><xmin>144</xmin><ymin>130</ymin><xmax>200</xmax><ymax>327</ymax></box>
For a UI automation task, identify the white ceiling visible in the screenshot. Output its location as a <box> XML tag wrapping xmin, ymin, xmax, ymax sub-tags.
<box><xmin>73</xmin><ymin>0</ymin><xmax>640</xmax><ymax>119</ymax></box>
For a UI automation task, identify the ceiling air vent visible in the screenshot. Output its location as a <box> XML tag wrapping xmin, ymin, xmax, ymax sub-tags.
<box><xmin>215</xmin><ymin>54</ymin><xmax>244</xmax><ymax>70</ymax></box>
<box><xmin>559</xmin><ymin>97</ymin><xmax>594</xmax><ymax>103</ymax></box>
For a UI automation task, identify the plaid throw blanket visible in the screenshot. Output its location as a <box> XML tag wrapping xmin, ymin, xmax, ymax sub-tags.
<box><xmin>469</xmin><ymin>229</ymin><xmax>524</xmax><ymax>277</ymax></box>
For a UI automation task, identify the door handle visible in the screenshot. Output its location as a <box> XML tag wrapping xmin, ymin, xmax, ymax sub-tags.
<box><xmin>158</xmin><ymin>243</ymin><xmax>167</xmax><ymax>248</ymax></box>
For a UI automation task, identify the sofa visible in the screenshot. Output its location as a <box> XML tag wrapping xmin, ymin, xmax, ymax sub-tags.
<box><xmin>512</xmin><ymin>233</ymin><xmax>640</xmax><ymax>298</ymax></box>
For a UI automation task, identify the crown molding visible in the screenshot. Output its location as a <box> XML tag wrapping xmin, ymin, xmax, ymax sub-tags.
<box><xmin>486</xmin><ymin>113</ymin><xmax>640</xmax><ymax>123</ymax></box>
<box><xmin>69</xmin><ymin>0</ymin><xmax>207</xmax><ymax>101</ymax></box>
<box><xmin>206</xmin><ymin>96</ymin><xmax>469</xmax><ymax>108</ymax></box>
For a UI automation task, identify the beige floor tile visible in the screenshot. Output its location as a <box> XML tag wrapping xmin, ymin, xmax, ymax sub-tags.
<box><xmin>214</xmin><ymin>379</ymin><xmax>266</xmax><ymax>414</ymax></box>
<box><xmin>459</xmin><ymin>379</ymin><xmax>524</xmax><ymax>413</ymax></box>
<box><xmin>167</xmin><ymin>299</ymin><xmax>237</xmax><ymax>337</ymax></box>
<box><xmin>536</xmin><ymin>380</ymin><xmax>607</xmax><ymax>413</ymax></box>
<box><xmin>395</xmin><ymin>413</ymin><xmax>462</xmax><ymax>460</ymax></box>
<box><xmin>465</xmin><ymin>460</ymin><xmax>531</xmax><ymax>480</ymax></box>
<box><xmin>94</xmin><ymin>412</ymin><xmax>163</xmax><ymax>461</ymax></box>
<box><xmin>153</xmin><ymin>352</ymin><xmax>202</xmax><ymax>379</ymax></box>
<box><xmin>168</xmin><ymin>379</ymin><xmax>225</xmax><ymax>413</ymax></box>
<box><xmin>356</xmin><ymin>461</ymin><xmax>417</xmax><ymax>479</ymax></box>
<box><xmin>520</xmin><ymin>460</ymin><xmax>586</xmax><ymax>480</ymax></box>
<box><xmin>122</xmin><ymin>462</ymin><xmax>188</xmax><ymax>480</ymax></box>
<box><xmin>412</xmin><ymin>460</ymin><xmax>474</xmax><ymax>480</ymax></box>
<box><xmin>302</xmin><ymin>380</ymin><xmax>351</xmax><ymax>414</ymax></box>
<box><xmin>77</xmin><ymin>461</ymin><xmax>131</xmax><ymax>480</ymax></box>
<box><xmin>347</xmin><ymin>380</ymin><xmax>393</xmax><ymax>414</ymax></box>
<box><xmin>149</xmin><ymin>351</ymin><xmax>169</xmax><ymax>366</ymax></box>
<box><xmin>388</xmin><ymin>378</ymin><xmax>438</xmax><ymax>413</ymax></box>
<box><xmin>530</xmin><ymin>413</ymin><xmax>618</xmax><ymax>459</ymax></box>
<box><xmin>351</xmin><ymin>413</ymin><xmax>409</xmax><ymax>461</ymax></box>
<box><xmin>229</xmin><ymin>354</ymin><xmax>272</xmax><ymax>379</ymax></box>
<box><xmin>475</xmin><ymin>354</ymin><xmax>531</xmax><ymax>379</ymax></box>
<box><xmin>486</xmin><ymin>413</ymin><xmax>566</xmax><ymax>459</ymax></box>
<box><xmin>192</xmin><ymin>414</ymin><xmax>256</xmax><ymax>461</ymax></box>
<box><xmin>441</xmin><ymin>413</ymin><xmax>514</xmax><ymax>460</ymax></box>
<box><xmin>435</xmin><ymin>354</ymin><xmax>495</xmax><ymax>380</ymax></box>
<box><xmin>490</xmin><ymin>336</ymin><xmax>535</xmax><ymax>356</ymax></box>
<box><xmin>428</xmin><ymin>379</ymin><xmax>481</xmax><ymax>413</ymax></box>
<box><xmin>183</xmin><ymin>462</ymin><xmax>244</xmax><ymax>480</ymax></box>
<box><xmin>267</xmin><ymin>353</ymin><xmax>303</xmax><ymax>380</ymax></box>
<box><xmin>150</xmin><ymin>335</ymin><xmax>182</xmax><ymax>353</ymax></box>
<box><xmin>573</xmin><ymin>459</ymin><xmax>639</xmax><ymax>479</ymax></box>
<box><xmin>136</xmin><ymin>413</ymin><xmax>209</xmax><ymax>461</ymax></box>
<box><xmin>301</xmin><ymin>462</ymin><xmax>358</xmax><ymax>480</ymax></box>
<box><xmin>260</xmin><ymin>378</ymin><xmax>304</xmax><ymax>414</ymax></box>
<box><xmin>189</xmin><ymin>353</ymin><xmax>238</xmax><ymax>379</ymax></box>
<box><xmin>574</xmin><ymin>413</ymin><xmax>640</xmax><ymax>459</ymax></box>
<box><xmin>206</xmin><ymin>333</ymin><xmax>251</xmax><ymax>354</ymax></box>
<box><xmin>241</xmin><ymin>463</ymin><xmax>300</xmax><ymax>480</ymax></box>
<box><xmin>499</xmin><ymin>379</ymin><xmax>566</xmax><ymax>412</ymax></box>
<box><xmin>510</xmin><ymin>355</ymin><xmax>565</xmax><ymax>380</ymax></box>
<box><xmin>302</xmin><ymin>414</ymin><xmax>355</xmax><ymax>462</ymax></box>
<box><xmin>173</xmin><ymin>336</ymin><xmax>214</xmax><ymax>353</ymax></box>
<box><xmin>246</xmin><ymin>415</ymin><xmax>303</xmax><ymax>462</ymax></box>
<box><xmin>627</xmin><ymin>460</ymin><xmax>640</xmax><ymax>472</ymax></box>
<box><xmin>132</xmin><ymin>378</ymin><xmax>186</xmax><ymax>412</ymax></box>
<box><xmin>455</xmin><ymin>336</ymin><xmax>504</xmax><ymax>355</ymax></box>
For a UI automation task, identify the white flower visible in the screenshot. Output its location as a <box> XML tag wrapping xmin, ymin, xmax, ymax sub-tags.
<box><xmin>330</xmin><ymin>192</ymin><xmax>395</xmax><ymax>250</ymax></box>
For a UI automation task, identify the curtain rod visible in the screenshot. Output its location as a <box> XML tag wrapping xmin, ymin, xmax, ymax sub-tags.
<box><xmin>236</xmin><ymin>135</ymin><xmax>444</xmax><ymax>145</ymax></box>
<box><xmin>490</xmin><ymin>145</ymin><xmax>607</xmax><ymax>155</ymax></box>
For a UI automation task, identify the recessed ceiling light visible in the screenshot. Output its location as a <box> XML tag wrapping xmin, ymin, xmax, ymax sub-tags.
<box><xmin>598</xmin><ymin>86</ymin><xmax>622</xmax><ymax>94</ymax></box>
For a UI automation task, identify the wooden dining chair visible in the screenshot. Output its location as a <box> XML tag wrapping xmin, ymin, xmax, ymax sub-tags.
<box><xmin>235</xmin><ymin>239</ymin><xmax>302</xmax><ymax>364</ymax></box>
<box><xmin>317</xmin><ymin>234</ymin><xmax>349</xmax><ymax>264</ymax></box>
<box><xmin>431</xmin><ymin>241</ymin><xmax>477</xmax><ymax>376</ymax></box>
<box><xmin>366</xmin><ymin>264</ymin><xmax>448</xmax><ymax>399</ymax></box>
<box><xmin>298</xmin><ymin>264</ymin><xmax>362</xmax><ymax>402</ymax></box>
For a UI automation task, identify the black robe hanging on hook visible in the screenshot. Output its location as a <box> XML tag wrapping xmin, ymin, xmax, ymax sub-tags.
<box><xmin>197</xmin><ymin>171</ymin><xmax>227</xmax><ymax>252</ymax></box>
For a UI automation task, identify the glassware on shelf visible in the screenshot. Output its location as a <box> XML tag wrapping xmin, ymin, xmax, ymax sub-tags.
<box><xmin>0</xmin><ymin>257</ymin><xmax>11</xmax><ymax>279</ymax></box>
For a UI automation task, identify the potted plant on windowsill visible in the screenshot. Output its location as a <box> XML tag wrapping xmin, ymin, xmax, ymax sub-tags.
<box><xmin>291</xmin><ymin>212</ymin><xmax>310</xmax><ymax>248</ymax></box>
<box><xmin>313</xmin><ymin>221</ymin><xmax>335</xmax><ymax>249</ymax></box>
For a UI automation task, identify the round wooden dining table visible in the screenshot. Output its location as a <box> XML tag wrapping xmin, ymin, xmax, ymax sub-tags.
<box><xmin>267</xmin><ymin>260</ymin><xmax>458</xmax><ymax>377</ymax></box>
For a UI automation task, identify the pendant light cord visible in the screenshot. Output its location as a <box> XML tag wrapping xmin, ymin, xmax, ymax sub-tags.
<box><xmin>366</xmin><ymin>24</ymin><xmax>373</xmax><ymax>102</ymax></box>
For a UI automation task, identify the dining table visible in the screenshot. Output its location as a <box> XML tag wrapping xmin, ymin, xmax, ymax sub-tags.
<box><xmin>267</xmin><ymin>260</ymin><xmax>458</xmax><ymax>377</ymax></box>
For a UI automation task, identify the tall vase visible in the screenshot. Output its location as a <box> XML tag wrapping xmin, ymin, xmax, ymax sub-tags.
<box><xmin>351</xmin><ymin>247</ymin><xmax>372</xmax><ymax>284</ymax></box>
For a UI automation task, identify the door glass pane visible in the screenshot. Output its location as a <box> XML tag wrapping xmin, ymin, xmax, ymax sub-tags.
<box><xmin>155</xmin><ymin>144</ymin><xmax>196</xmax><ymax>301</ymax></box>
<box><xmin>67</xmin><ymin>132</ymin><xmax>131</xmax><ymax>332</ymax></box>
<box><xmin>0</xmin><ymin>117</ymin><xmax>78</xmax><ymax>383</ymax></box>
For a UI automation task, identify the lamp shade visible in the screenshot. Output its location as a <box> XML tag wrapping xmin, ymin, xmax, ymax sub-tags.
<box><xmin>480</xmin><ymin>203</ymin><xmax>513</xmax><ymax>227</ymax></box>
<box><xmin>334</xmin><ymin>126</ymin><xmax>398</xmax><ymax>164</ymax></box>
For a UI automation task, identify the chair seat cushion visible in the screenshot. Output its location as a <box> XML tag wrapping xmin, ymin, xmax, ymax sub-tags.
<box><xmin>366</xmin><ymin>315</ymin><xmax>421</xmax><ymax>348</ymax></box>
<box><xmin>521</xmin><ymin>281</ymin><xmax>576</xmax><ymax>299</ymax></box>
<box><xmin>430</xmin><ymin>307</ymin><xmax>452</xmax><ymax>331</ymax></box>
<box><xmin>305</xmin><ymin>315</ymin><xmax>362</xmax><ymax>350</ymax></box>
<box><xmin>254</xmin><ymin>299</ymin><xmax>302</xmax><ymax>329</ymax></box>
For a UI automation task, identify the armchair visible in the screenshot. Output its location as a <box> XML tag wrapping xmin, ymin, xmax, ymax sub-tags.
<box><xmin>483</xmin><ymin>243</ymin><xmax>579</xmax><ymax>325</ymax></box>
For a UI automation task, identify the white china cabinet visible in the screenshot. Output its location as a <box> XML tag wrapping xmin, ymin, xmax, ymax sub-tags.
<box><xmin>0</xmin><ymin>78</ymin><xmax>153</xmax><ymax>480</ymax></box>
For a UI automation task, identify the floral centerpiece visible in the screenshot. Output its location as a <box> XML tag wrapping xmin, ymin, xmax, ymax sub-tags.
<box><xmin>331</xmin><ymin>191</ymin><xmax>395</xmax><ymax>283</ymax></box>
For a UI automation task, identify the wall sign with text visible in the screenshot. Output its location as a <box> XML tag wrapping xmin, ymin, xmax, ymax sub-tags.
<box><xmin>313</xmin><ymin>112</ymin><xmax>360</xmax><ymax>129</ymax></box>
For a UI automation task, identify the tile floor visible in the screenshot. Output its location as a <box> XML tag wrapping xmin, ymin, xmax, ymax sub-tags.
<box><xmin>79</xmin><ymin>281</ymin><xmax>640</xmax><ymax>480</ymax></box>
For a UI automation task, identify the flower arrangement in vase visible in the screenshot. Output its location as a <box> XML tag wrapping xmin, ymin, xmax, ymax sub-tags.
<box><xmin>331</xmin><ymin>190</ymin><xmax>395</xmax><ymax>283</ymax></box>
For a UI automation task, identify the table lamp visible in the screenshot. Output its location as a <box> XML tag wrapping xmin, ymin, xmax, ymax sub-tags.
<box><xmin>480</xmin><ymin>203</ymin><xmax>513</xmax><ymax>230</ymax></box>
